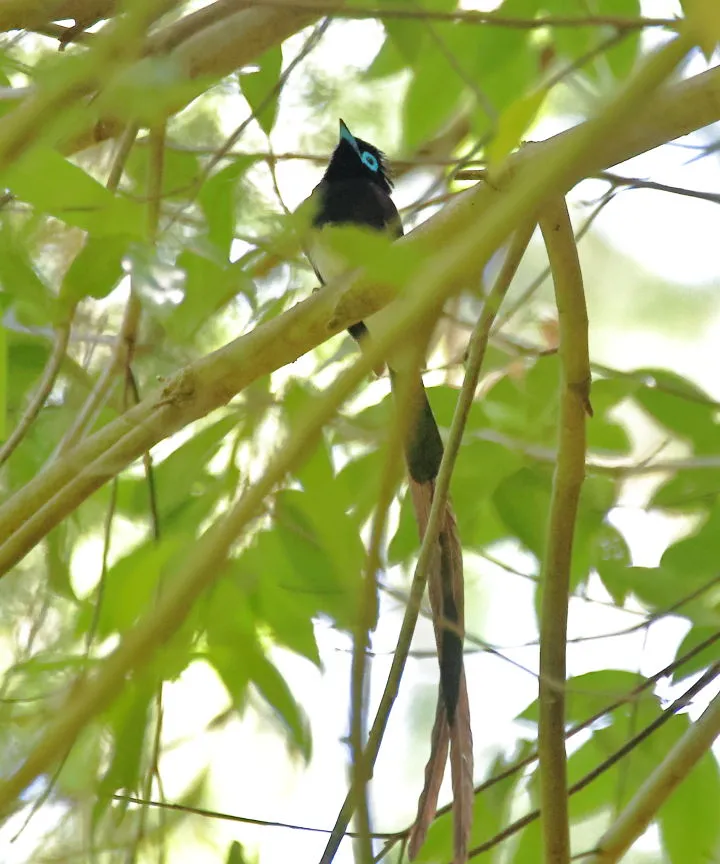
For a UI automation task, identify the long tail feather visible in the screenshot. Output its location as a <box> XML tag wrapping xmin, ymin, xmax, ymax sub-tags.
<box><xmin>407</xmin><ymin>473</ymin><xmax>473</xmax><ymax>863</ymax></box>
<box><xmin>408</xmin><ymin>697</ymin><xmax>449</xmax><ymax>859</ymax></box>
<box><xmin>450</xmin><ymin>673</ymin><xmax>473</xmax><ymax>864</ymax></box>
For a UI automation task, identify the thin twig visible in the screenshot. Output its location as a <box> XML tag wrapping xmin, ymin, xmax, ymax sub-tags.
<box><xmin>110</xmin><ymin>793</ymin><xmax>400</xmax><ymax>838</ymax></box>
<box><xmin>582</xmin><ymin>667</ymin><xmax>720</xmax><ymax>863</ymax></box>
<box><xmin>350</xmin><ymin>404</ymin><xmax>406</xmax><ymax>863</ymax></box>
<box><xmin>0</xmin><ymin>315</ymin><xmax>74</xmax><ymax>466</ymax></box>
<box><xmin>241</xmin><ymin>1</ymin><xmax>676</xmax><ymax>31</ymax></box>
<box><xmin>599</xmin><ymin>169</ymin><xmax>720</xmax><ymax>204</ymax></box>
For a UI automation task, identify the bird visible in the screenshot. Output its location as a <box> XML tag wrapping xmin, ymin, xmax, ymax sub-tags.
<box><xmin>304</xmin><ymin>119</ymin><xmax>474</xmax><ymax>863</ymax></box>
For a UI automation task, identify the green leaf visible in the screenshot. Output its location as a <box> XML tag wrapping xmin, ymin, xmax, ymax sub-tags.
<box><xmin>96</xmin><ymin>57</ymin><xmax>210</xmax><ymax>125</ymax></box>
<box><xmin>225</xmin><ymin>841</ymin><xmax>248</xmax><ymax>864</ymax></box>
<box><xmin>510</xmin><ymin>816</ymin><xmax>543</xmax><ymax>864</ymax></box>
<box><xmin>487</xmin><ymin>88</ymin><xmax>547</xmax><ymax>166</ymax></box>
<box><xmin>592</xmin><ymin>522</ymin><xmax>632</xmax><ymax>604</ymax></box>
<box><xmin>590</xmin><ymin>375</ymin><xmax>640</xmax><ymax>413</ymax></box>
<box><xmin>493</xmin><ymin>465</ymin><xmax>551</xmax><ymax>558</ymax></box>
<box><xmin>480</xmin><ymin>355</ymin><xmax>561</xmax><ymax>446</ymax></box>
<box><xmin>452</xmin><ymin>439</ymin><xmax>519</xmax><ymax>548</ymax></box>
<box><xmin>199</xmin><ymin>157</ymin><xmax>257</xmax><ymax>257</ymax></box>
<box><xmin>95</xmin><ymin>678</ymin><xmax>154</xmax><ymax>823</ymax></box>
<box><xmin>617</xmin><ymin>565</ymin><xmax>719</xmax><ymax>627</ymax></box>
<box><xmin>601</xmin><ymin>0</ymin><xmax>643</xmax><ymax>82</ymax></box>
<box><xmin>388</xmin><ymin>488</ymin><xmax>422</xmax><ymax>564</ymax></box>
<box><xmin>651</xmin><ymin>468</ymin><xmax>720</xmax><ymax>512</ymax></box>
<box><xmin>240</xmin><ymin>45</ymin><xmax>283</xmax><ymax>136</ymax></box>
<box><xmin>336</xmin><ymin>449</ymin><xmax>386</xmax><ymax>526</ymax></box>
<box><xmin>46</xmin><ymin>523</ymin><xmax>76</xmax><ymax>602</ymax></box>
<box><xmin>124</xmin><ymin>143</ymin><xmax>200</xmax><ymax>202</ymax></box>
<box><xmin>116</xmin><ymin>412</ymin><xmax>241</xmax><ymax>522</ymax></box>
<box><xmin>466</xmin><ymin>0</ymin><xmax>538</xmax><ymax>141</ymax></box>
<box><xmin>567</xmin><ymin>708</ymin><xmax>690</xmax><ymax>821</ymax></box>
<box><xmin>633</xmin><ymin>369</ymin><xmax>719</xmax><ymax>454</ymax></box>
<box><xmin>316</xmin><ymin>224</ymin><xmax>420</xmax><ymax>286</ymax></box>
<box><xmin>275</xmin><ymin>488</ymin><xmax>363</xmax><ymax>627</ymax></box>
<box><xmin>547</xmin><ymin>0</ymin><xmax>642</xmax><ymax>87</ymax></box>
<box><xmin>672</xmin><ymin>626</ymin><xmax>720</xmax><ymax>683</ymax></box>
<box><xmin>587</xmin><ymin>412</ymin><xmax>632</xmax><ymax>456</ymax></box>
<box><xmin>56</xmin><ymin>724</ymin><xmax>103</xmax><ymax>796</ymax></box>
<box><xmin>251</xmin><ymin>567</ymin><xmax>320</xmax><ymax>666</ymax></box>
<box><xmin>236</xmin><ymin>498</ymin><xmax>359</xmax><ymax>634</ymax></box>
<box><xmin>662</xmin><ymin>502</ymin><xmax>720</xmax><ymax>579</ymax></box>
<box><xmin>659</xmin><ymin>749</ymin><xmax>720</xmax><ymax>864</ymax></box>
<box><xmin>249</xmin><ymin>650</ymin><xmax>311</xmax><ymax>760</ymax></box>
<box><xmin>681</xmin><ymin>0</ymin><xmax>720</xmax><ymax>59</ymax></box>
<box><xmin>78</xmin><ymin>535</ymin><xmax>185</xmax><ymax>637</ymax></box>
<box><xmin>205</xmin><ymin>574</ymin><xmax>311</xmax><ymax>757</ymax></box>
<box><xmin>60</xmin><ymin>235</ymin><xmax>130</xmax><ymax>304</ymax></box>
<box><xmin>403</xmin><ymin>31</ymin><xmax>466</xmax><ymax>149</ymax></box>
<box><xmin>166</xmin><ymin>251</ymin><xmax>249</xmax><ymax>340</ymax></box>
<box><xmin>520</xmin><ymin>669</ymin><xmax>645</xmax><ymax>724</ymax></box>
<box><xmin>0</xmin><ymin>221</ymin><xmax>59</xmax><ymax>325</ymax></box>
<box><xmin>3</xmin><ymin>149</ymin><xmax>144</xmax><ymax>238</ymax></box>
<box><xmin>205</xmin><ymin>577</ymin><xmax>255</xmax><ymax>702</ymax></box>
<box><xmin>366</xmin><ymin>32</ymin><xmax>408</xmax><ymax>79</ymax></box>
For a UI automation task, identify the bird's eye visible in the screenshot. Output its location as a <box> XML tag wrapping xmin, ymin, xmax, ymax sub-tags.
<box><xmin>361</xmin><ymin>151</ymin><xmax>379</xmax><ymax>172</ymax></box>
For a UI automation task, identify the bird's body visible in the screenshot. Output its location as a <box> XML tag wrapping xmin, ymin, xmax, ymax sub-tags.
<box><xmin>305</xmin><ymin>120</ymin><xmax>473</xmax><ymax>864</ymax></box>
<box><xmin>306</xmin><ymin>123</ymin><xmax>402</xmax><ymax>352</ymax></box>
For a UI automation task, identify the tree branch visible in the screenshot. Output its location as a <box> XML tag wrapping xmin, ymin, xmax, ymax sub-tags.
<box><xmin>538</xmin><ymin>198</ymin><xmax>590</xmax><ymax>864</ymax></box>
<box><xmin>0</xmin><ymin>0</ymin><xmax>118</xmax><ymax>32</ymax></box>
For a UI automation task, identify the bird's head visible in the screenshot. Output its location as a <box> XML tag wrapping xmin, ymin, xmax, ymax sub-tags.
<box><xmin>322</xmin><ymin>119</ymin><xmax>393</xmax><ymax>192</ymax></box>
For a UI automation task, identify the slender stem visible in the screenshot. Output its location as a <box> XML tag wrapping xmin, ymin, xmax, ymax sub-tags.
<box><xmin>0</xmin><ymin>315</ymin><xmax>74</xmax><ymax>467</ymax></box>
<box><xmin>350</xmin><ymin>419</ymin><xmax>404</xmax><ymax>864</ymax></box>
<box><xmin>538</xmin><ymin>198</ymin><xmax>590</xmax><ymax>864</ymax></box>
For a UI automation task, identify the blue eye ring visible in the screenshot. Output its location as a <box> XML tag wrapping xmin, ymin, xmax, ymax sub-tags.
<box><xmin>362</xmin><ymin>151</ymin><xmax>379</xmax><ymax>172</ymax></box>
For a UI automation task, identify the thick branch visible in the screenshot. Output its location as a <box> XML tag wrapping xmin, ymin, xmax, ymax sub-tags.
<box><xmin>0</xmin><ymin>0</ymin><xmax>117</xmax><ymax>31</ymax></box>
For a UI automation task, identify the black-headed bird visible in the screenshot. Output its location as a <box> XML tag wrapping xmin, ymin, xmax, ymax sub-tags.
<box><xmin>304</xmin><ymin>120</ymin><xmax>473</xmax><ymax>864</ymax></box>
